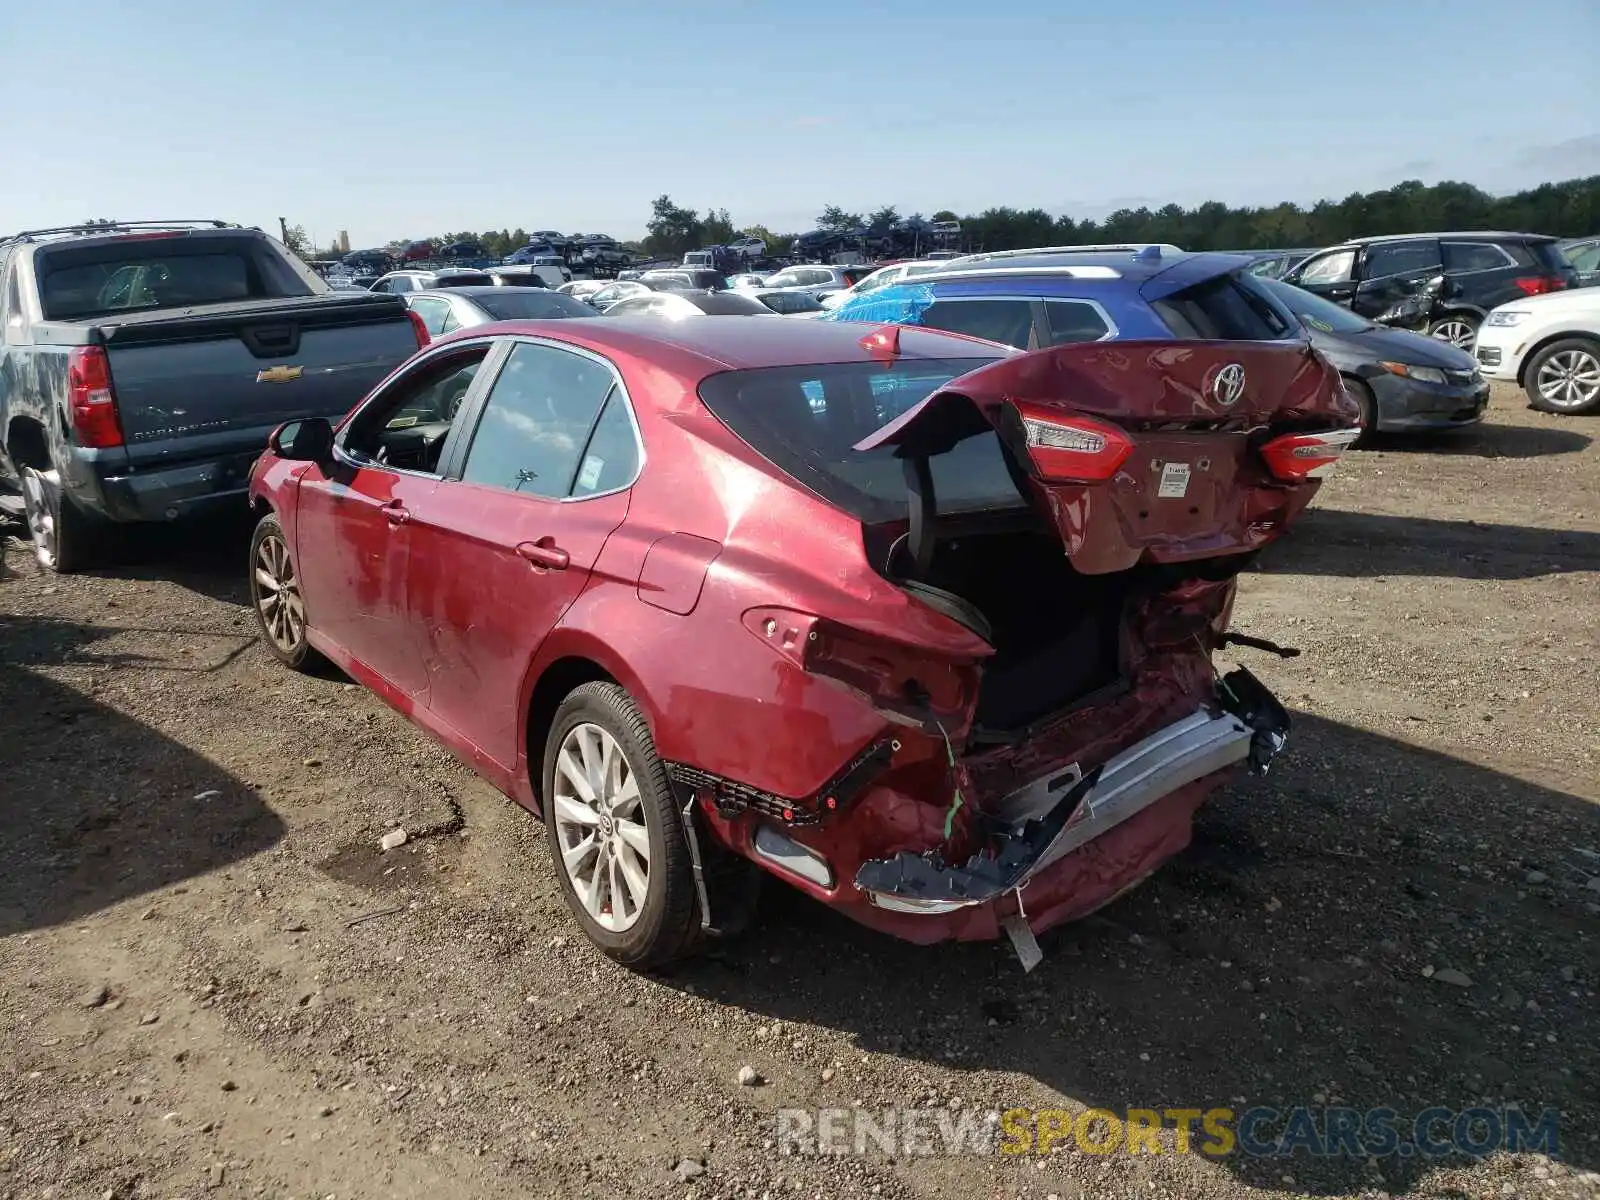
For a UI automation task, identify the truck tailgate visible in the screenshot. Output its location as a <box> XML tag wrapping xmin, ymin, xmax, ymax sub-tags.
<box><xmin>96</xmin><ymin>293</ymin><xmax>415</xmax><ymax>467</ymax></box>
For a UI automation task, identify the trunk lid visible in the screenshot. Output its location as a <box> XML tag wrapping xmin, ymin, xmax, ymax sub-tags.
<box><xmin>856</xmin><ymin>338</ymin><xmax>1358</xmax><ymax>574</ymax></box>
<box><xmin>92</xmin><ymin>293</ymin><xmax>416</xmax><ymax>467</ymax></box>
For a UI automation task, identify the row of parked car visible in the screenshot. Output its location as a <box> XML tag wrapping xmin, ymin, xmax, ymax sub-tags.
<box><xmin>0</xmin><ymin>217</ymin><xmax>1590</xmax><ymax>974</ymax></box>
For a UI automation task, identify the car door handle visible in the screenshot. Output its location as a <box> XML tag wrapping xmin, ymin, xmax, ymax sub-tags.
<box><xmin>516</xmin><ymin>538</ymin><xmax>569</xmax><ymax>570</ymax></box>
<box><xmin>383</xmin><ymin>500</ymin><xmax>410</xmax><ymax>525</ymax></box>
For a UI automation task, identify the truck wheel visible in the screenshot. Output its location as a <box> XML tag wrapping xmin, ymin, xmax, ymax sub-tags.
<box><xmin>20</xmin><ymin>466</ymin><xmax>100</xmax><ymax>574</ymax></box>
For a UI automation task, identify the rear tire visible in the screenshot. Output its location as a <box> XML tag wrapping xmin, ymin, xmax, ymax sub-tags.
<box><xmin>542</xmin><ymin>682</ymin><xmax>706</xmax><ymax>969</ymax></box>
<box><xmin>20</xmin><ymin>466</ymin><xmax>100</xmax><ymax>574</ymax></box>
<box><xmin>1524</xmin><ymin>337</ymin><xmax>1600</xmax><ymax>415</ymax></box>
<box><xmin>1345</xmin><ymin>377</ymin><xmax>1379</xmax><ymax>447</ymax></box>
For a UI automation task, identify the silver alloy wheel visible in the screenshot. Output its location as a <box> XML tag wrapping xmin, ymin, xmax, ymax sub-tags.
<box><xmin>20</xmin><ymin>469</ymin><xmax>56</xmax><ymax>568</ymax></box>
<box><xmin>1535</xmin><ymin>348</ymin><xmax>1600</xmax><ymax>411</ymax></box>
<box><xmin>1431</xmin><ymin>318</ymin><xmax>1477</xmax><ymax>350</ymax></box>
<box><xmin>551</xmin><ymin>722</ymin><xmax>650</xmax><ymax>932</ymax></box>
<box><xmin>253</xmin><ymin>533</ymin><xmax>305</xmax><ymax>653</ymax></box>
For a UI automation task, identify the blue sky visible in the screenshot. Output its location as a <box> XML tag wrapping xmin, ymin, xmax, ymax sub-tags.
<box><xmin>2</xmin><ymin>0</ymin><xmax>1595</xmax><ymax>249</ymax></box>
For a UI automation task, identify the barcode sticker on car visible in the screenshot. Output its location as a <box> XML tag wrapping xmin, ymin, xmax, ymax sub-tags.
<box><xmin>1157</xmin><ymin>462</ymin><xmax>1191</xmax><ymax>498</ymax></box>
<box><xmin>576</xmin><ymin>456</ymin><xmax>604</xmax><ymax>491</ymax></box>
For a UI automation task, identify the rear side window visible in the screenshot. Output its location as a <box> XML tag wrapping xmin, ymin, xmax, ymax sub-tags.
<box><xmin>1151</xmin><ymin>272</ymin><xmax>1295</xmax><ymax>341</ymax></box>
<box><xmin>1442</xmin><ymin>242</ymin><xmax>1514</xmax><ymax>272</ymax></box>
<box><xmin>461</xmin><ymin>342</ymin><xmax>637</xmax><ymax>499</ymax></box>
<box><xmin>1361</xmin><ymin>239</ymin><xmax>1441</xmax><ymax>279</ymax></box>
<box><xmin>696</xmin><ymin>356</ymin><xmax>1017</xmax><ymax>524</ymax></box>
<box><xmin>1043</xmin><ymin>301</ymin><xmax>1111</xmax><ymax>345</ymax></box>
<box><xmin>919</xmin><ymin>299</ymin><xmax>1035</xmax><ymax>349</ymax></box>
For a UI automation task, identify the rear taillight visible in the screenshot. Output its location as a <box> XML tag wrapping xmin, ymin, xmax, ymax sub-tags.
<box><xmin>67</xmin><ymin>346</ymin><xmax>124</xmax><ymax>449</ymax></box>
<box><xmin>1513</xmin><ymin>276</ymin><xmax>1565</xmax><ymax>296</ymax></box>
<box><xmin>1010</xmin><ymin>402</ymin><xmax>1133</xmax><ymax>482</ymax></box>
<box><xmin>1259</xmin><ymin>428</ymin><xmax>1359</xmax><ymax>482</ymax></box>
<box><xmin>406</xmin><ymin>309</ymin><xmax>430</xmax><ymax>348</ymax></box>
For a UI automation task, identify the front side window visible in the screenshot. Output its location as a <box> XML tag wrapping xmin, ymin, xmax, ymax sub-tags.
<box><xmin>1361</xmin><ymin>239</ymin><xmax>1441</xmax><ymax>280</ymax></box>
<box><xmin>1294</xmin><ymin>249</ymin><xmax>1356</xmax><ymax>285</ymax></box>
<box><xmin>460</xmin><ymin>342</ymin><xmax>636</xmax><ymax>499</ymax></box>
<box><xmin>409</xmin><ymin>296</ymin><xmax>453</xmax><ymax>337</ymax></box>
<box><xmin>341</xmin><ymin>345</ymin><xmax>491</xmax><ymax>474</ymax></box>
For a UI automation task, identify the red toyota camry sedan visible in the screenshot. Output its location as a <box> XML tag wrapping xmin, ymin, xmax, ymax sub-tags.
<box><xmin>247</xmin><ymin>315</ymin><xmax>1357</xmax><ymax>969</ymax></box>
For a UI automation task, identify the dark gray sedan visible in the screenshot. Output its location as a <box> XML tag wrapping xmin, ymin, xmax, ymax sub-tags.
<box><xmin>1261</xmin><ymin>278</ymin><xmax>1488</xmax><ymax>439</ymax></box>
<box><xmin>403</xmin><ymin>286</ymin><xmax>593</xmax><ymax>338</ymax></box>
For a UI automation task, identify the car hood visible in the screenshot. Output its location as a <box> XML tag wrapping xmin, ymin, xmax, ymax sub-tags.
<box><xmin>1310</xmin><ymin>322</ymin><xmax>1478</xmax><ymax>371</ymax></box>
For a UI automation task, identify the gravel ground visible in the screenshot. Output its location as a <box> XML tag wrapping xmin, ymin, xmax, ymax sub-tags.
<box><xmin>1</xmin><ymin>384</ymin><xmax>1597</xmax><ymax>1200</ymax></box>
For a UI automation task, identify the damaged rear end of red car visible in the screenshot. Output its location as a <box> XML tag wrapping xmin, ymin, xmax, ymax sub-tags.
<box><xmin>682</xmin><ymin>333</ymin><xmax>1358</xmax><ymax>967</ymax></box>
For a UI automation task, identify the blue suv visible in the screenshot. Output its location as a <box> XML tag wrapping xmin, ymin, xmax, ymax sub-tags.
<box><xmin>824</xmin><ymin>244</ymin><xmax>1300</xmax><ymax>348</ymax></box>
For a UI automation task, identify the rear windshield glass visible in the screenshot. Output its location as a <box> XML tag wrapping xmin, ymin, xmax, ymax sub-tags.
<box><xmin>1151</xmin><ymin>271</ymin><xmax>1296</xmax><ymax>341</ymax></box>
<box><xmin>472</xmin><ymin>291</ymin><xmax>593</xmax><ymax>320</ymax></box>
<box><xmin>1529</xmin><ymin>241</ymin><xmax>1576</xmax><ymax>274</ymax></box>
<box><xmin>697</xmin><ymin>357</ymin><xmax>1019</xmax><ymax>524</ymax></box>
<box><xmin>432</xmin><ymin>272</ymin><xmax>494</xmax><ymax>288</ymax></box>
<box><xmin>37</xmin><ymin>235</ymin><xmax>316</xmax><ymax>320</ymax></box>
<box><xmin>1260</xmin><ymin>278</ymin><xmax>1371</xmax><ymax>334</ymax></box>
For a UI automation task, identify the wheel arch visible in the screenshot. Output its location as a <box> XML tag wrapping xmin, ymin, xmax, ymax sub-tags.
<box><xmin>5</xmin><ymin>415</ymin><xmax>52</xmax><ymax>472</ymax></box>
<box><xmin>1515</xmin><ymin>329</ymin><xmax>1600</xmax><ymax>387</ymax></box>
<box><xmin>520</xmin><ymin>633</ymin><xmax>663</xmax><ymax>815</ymax></box>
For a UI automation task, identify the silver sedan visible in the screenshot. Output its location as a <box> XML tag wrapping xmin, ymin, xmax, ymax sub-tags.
<box><xmin>404</xmin><ymin>286</ymin><xmax>594</xmax><ymax>337</ymax></box>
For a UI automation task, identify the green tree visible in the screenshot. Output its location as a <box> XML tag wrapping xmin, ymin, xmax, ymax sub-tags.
<box><xmin>865</xmin><ymin>206</ymin><xmax>900</xmax><ymax>234</ymax></box>
<box><xmin>645</xmin><ymin>194</ymin><xmax>703</xmax><ymax>258</ymax></box>
<box><xmin>281</xmin><ymin>224</ymin><xmax>313</xmax><ymax>261</ymax></box>
<box><xmin>930</xmin><ymin>210</ymin><xmax>959</xmax><ymax>223</ymax></box>
<box><xmin>702</xmin><ymin>207</ymin><xmax>736</xmax><ymax>245</ymax></box>
<box><xmin>817</xmin><ymin>205</ymin><xmax>863</xmax><ymax>233</ymax></box>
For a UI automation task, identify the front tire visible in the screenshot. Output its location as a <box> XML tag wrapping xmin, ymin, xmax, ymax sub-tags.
<box><xmin>1344</xmin><ymin>377</ymin><xmax>1379</xmax><ymax>447</ymax></box>
<box><xmin>249</xmin><ymin>513</ymin><xmax>319</xmax><ymax>671</ymax></box>
<box><xmin>1524</xmin><ymin>337</ymin><xmax>1600</xmax><ymax>415</ymax></box>
<box><xmin>1428</xmin><ymin>313</ymin><xmax>1480</xmax><ymax>351</ymax></box>
<box><xmin>542</xmin><ymin>682</ymin><xmax>704</xmax><ymax>969</ymax></box>
<box><xmin>20</xmin><ymin>466</ymin><xmax>100</xmax><ymax>574</ymax></box>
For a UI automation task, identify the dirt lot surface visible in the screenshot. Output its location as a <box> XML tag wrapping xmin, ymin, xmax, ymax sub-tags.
<box><xmin>2</xmin><ymin>385</ymin><xmax>1597</xmax><ymax>1200</ymax></box>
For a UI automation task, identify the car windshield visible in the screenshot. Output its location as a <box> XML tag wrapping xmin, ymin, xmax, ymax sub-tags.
<box><xmin>471</xmin><ymin>291</ymin><xmax>593</xmax><ymax>320</ymax></box>
<box><xmin>697</xmin><ymin>356</ymin><xmax>1018</xmax><ymax>524</ymax></box>
<box><xmin>1261</xmin><ymin>278</ymin><xmax>1372</xmax><ymax>334</ymax></box>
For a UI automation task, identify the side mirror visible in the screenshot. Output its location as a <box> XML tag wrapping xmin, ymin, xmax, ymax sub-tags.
<box><xmin>268</xmin><ymin>417</ymin><xmax>334</xmax><ymax>463</ymax></box>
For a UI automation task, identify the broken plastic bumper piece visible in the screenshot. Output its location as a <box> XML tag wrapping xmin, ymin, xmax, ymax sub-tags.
<box><xmin>854</xmin><ymin>668</ymin><xmax>1290</xmax><ymax>911</ymax></box>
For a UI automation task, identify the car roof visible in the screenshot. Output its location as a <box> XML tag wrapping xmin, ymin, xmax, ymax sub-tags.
<box><xmin>454</xmin><ymin>315</ymin><xmax>1007</xmax><ymax>373</ymax></box>
<box><xmin>431</xmin><ymin>286</ymin><xmax>556</xmax><ymax>300</ymax></box>
<box><xmin>908</xmin><ymin>249</ymin><xmax>1255</xmax><ymax>293</ymax></box>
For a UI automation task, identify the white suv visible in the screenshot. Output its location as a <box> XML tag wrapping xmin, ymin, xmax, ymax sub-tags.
<box><xmin>1475</xmin><ymin>289</ymin><xmax>1600</xmax><ymax>414</ymax></box>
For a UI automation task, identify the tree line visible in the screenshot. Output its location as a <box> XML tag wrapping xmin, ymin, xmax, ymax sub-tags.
<box><xmin>293</xmin><ymin>175</ymin><xmax>1598</xmax><ymax>263</ymax></box>
<box><xmin>641</xmin><ymin>176</ymin><xmax>1599</xmax><ymax>259</ymax></box>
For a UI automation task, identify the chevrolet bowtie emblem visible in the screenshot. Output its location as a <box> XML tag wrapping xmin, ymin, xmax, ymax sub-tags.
<box><xmin>256</xmin><ymin>365</ymin><xmax>304</xmax><ymax>384</ymax></box>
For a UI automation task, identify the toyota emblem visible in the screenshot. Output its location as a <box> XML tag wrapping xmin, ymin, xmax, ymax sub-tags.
<box><xmin>1212</xmin><ymin>363</ymin><xmax>1246</xmax><ymax>406</ymax></box>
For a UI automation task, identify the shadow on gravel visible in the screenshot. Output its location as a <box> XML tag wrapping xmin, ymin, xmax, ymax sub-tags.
<box><xmin>670</xmin><ymin>712</ymin><xmax>1600</xmax><ymax>1195</ymax></box>
<box><xmin>0</xmin><ymin>614</ymin><xmax>285</xmax><ymax>936</ymax></box>
<box><xmin>66</xmin><ymin>511</ymin><xmax>256</xmax><ymax>607</ymax></box>
<box><xmin>1362</xmin><ymin>423</ymin><xmax>1591</xmax><ymax>458</ymax></box>
<box><xmin>1257</xmin><ymin>507</ymin><xmax>1600</xmax><ymax>580</ymax></box>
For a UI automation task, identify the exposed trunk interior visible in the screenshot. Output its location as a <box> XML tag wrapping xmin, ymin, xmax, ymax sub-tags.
<box><xmin>867</xmin><ymin>514</ymin><xmax>1134</xmax><ymax>733</ymax></box>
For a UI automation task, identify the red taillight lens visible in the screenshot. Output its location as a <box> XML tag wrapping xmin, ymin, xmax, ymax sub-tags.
<box><xmin>406</xmin><ymin>309</ymin><xmax>430</xmax><ymax>348</ymax></box>
<box><xmin>1259</xmin><ymin>428</ymin><xmax>1359</xmax><ymax>482</ymax></box>
<box><xmin>1010</xmin><ymin>402</ymin><xmax>1133</xmax><ymax>482</ymax></box>
<box><xmin>1513</xmin><ymin>276</ymin><xmax>1565</xmax><ymax>296</ymax></box>
<box><xmin>67</xmin><ymin>346</ymin><xmax>124</xmax><ymax>449</ymax></box>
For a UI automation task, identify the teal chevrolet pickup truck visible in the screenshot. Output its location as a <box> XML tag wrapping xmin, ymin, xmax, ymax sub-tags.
<box><xmin>0</xmin><ymin>220</ymin><xmax>425</xmax><ymax>571</ymax></box>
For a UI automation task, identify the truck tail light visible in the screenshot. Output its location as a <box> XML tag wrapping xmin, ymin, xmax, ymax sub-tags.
<box><xmin>1259</xmin><ymin>428</ymin><xmax>1359</xmax><ymax>481</ymax></box>
<box><xmin>1009</xmin><ymin>402</ymin><xmax>1133</xmax><ymax>482</ymax></box>
<box><xmin>67</xmin><ymin>346</ymin><xmax>124</xmax><ymax>449</ymax></box>
<box><xmin>406</xmin><ymin>309</ymin><xmax>430</xmax><ymax>348</ymax></box>
<box><xmin>1513</xmin><ymin>276</ymin><xmax>1565</xmax><ymax>296</ymax></box>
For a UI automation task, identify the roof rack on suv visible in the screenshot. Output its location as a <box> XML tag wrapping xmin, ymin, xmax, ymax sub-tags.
<box><xmin>954</xmin><ymin>243</ymin><xmax>1186</xmax><ymax>263</ymax></box>
<box><xmin>0</xmin><ymin>219</ymin><xmax>239</xmax><ymax>247</ymax></box>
